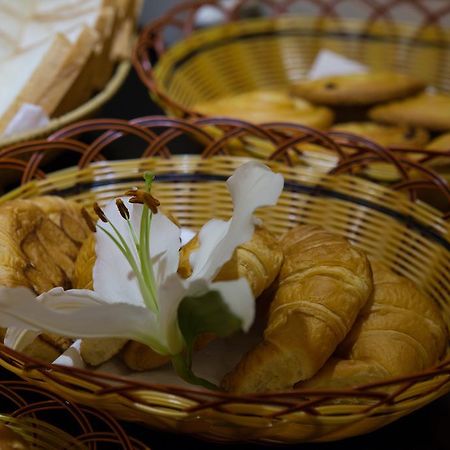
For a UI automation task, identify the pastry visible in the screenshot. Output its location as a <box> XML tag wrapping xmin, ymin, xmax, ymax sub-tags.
<box><xmin>300</xmin><ymin>260</ymin><xmax>448</xmax><ymax>389</ymax></box>
<box><xmin>427</xmin><ymin>132</ymin><xmax>450</xmax><ymax>151</ymax></box>
<box><xmin>222</xmin><ymin>225</ymin><xmax>373</xmax><ymax>393</ymax></box>
<box><xmin>193</xmin><ymin>90</ymin><xmax>334</xmax><ymax>129</ymax></box>
<box><xmin>290</xmin><ymin>72</ymin><xmax>425</xmax><ymax>106</ymax></box>
<box><xmin>0</xmin><ymin>196</ymin><xmax>91</xmax><ymax>360</ymax></box>
<box><xmin>369</xmin><ymin>93</ymin><xmax>450</xmax><ymax>131</ymax></box>
<box><xmin>74</xmin><ymin>225</ymin><xmax>284</xmax><ymax>368</ymax></box>
<box><xmin>331</xmin><ymin>122</ymin><xmax>429</xmax><ymax>148</ymax></box>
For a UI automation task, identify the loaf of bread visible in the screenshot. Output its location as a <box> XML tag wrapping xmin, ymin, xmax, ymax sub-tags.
<box><xmin>300</xmin><ymin>260</ymin><xmax>448</xmax><ymax>388</ymax></box>
<box><xmin>222</xmin><ymin>225</ymin><xmax>373</xmax><ymax>393</ymax></box>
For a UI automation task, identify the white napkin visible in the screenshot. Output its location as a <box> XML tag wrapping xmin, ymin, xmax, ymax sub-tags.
<box><xmin>307</xmin><ymin>49</ymin><xmax>368</xmax><ymax>80</ymax></box>
<box><xmin>3</xmin><ymin>103</ymin><xmax>49</xmax><ymax>137</ymax></box>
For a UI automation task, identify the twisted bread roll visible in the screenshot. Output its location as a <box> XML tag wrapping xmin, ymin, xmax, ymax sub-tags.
<box><xmin>223</xmin><ymin>225</ymin><xmax>373</xmax><ymax>393</ymax></box>
<box><xmin>300</xmin><ymin>260</ymin><xmax>448</xmax><ymax>389</ymax></box>
<box><xmin>0</xmin><ymin>196</ymin><xmax>91</xmax><ymax>361</ymax></box>
<box><xmin>74</xmin><ymin>226</ymin><xmax>284</xmax><ymax>369</ymax></box>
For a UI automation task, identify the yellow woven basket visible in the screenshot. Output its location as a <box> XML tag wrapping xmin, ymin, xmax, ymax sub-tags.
<box><xmin>134</xmin><ymin>0</ymin><xmax>450</xmax><ymax>177</ymax></box>
<box><xmin>0</xmin><ymin>118</ymin><xmax>449</xmax><ymax>444</ymax></box>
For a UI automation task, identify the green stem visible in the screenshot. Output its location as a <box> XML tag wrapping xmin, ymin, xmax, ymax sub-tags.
<box><xmin>171</xmin><ymin>353</ymin><xmax>220</xmax><ymax>391</ymax></box>
<box><xmin>139</xmin><ymin>206</ymin><xmax>158</xmax><ymax>310</ymax></box>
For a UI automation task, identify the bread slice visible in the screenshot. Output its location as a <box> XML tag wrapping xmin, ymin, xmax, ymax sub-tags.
<box><xmin>0</xmin><ymin>34</ymin><xmax>72</xmax><ymax>133</ymax></box>
<box><xmin>37</xmin><ymin>27</ymin><xmax>99</xmax><ymax>116</ymax></box>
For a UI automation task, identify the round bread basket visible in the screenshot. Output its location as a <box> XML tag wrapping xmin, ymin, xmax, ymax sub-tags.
<box><xmin>133</xmin><ymin>0</ymin><xmax>450</xmax><ymax>176</ymax></box>
<box><xmin>0</xmin><ymin>379</ymin><xmax>148</xmax><ymax>449</ymax></box>
<box><xmin>0</xmin><ymin>117</ymin><xmax>449</xmax><ymax>444</ymax></box>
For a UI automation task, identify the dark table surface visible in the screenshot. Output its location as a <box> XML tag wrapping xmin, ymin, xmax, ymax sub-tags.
<box><xmin>67</xmin><ymin>63</ymin><xmax>450</xmax><ymax>450</ymax></box>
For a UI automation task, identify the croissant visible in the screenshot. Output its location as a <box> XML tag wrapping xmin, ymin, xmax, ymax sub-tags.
<box><xmin>222</xmin><ymin>225</ymin><xmax>373</xmax><ymax>393</ymax></box>
<box><xmin>0</xmin><ymin>196</ymin><xmax>91</xmax><ymax>361</ymax></box>
<box><xmin>74</xmin><ymin>225</ymin><xmax>284</xmax><ymax>369</ymax></box>
<box><xmin>300</xmin><ymin>260</ymin><xmax>448</xmax><ymax>389</ymax></box>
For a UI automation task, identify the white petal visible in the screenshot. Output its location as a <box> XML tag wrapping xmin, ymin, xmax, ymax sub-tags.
<box><xmin>157</xmin><ymin>273</ymin><xmax>186</xmax><ymax>355</ymax></box>
<box><xmin>0</xmin><ymin>287</ymin><xmax>166</xmax><ymax>352</ymax></box>
<box><xmin>209</xmin><ymin>278</ymin><xmax>255</xmax><ymax>331</ymax></box>
<box><xmin>4</xmin><ymin>328</ymin><xmax>39</xmax><ymax>352</ymax></box>
<box><xmin>190</xmin><ymin>162</ymin><xmax>284</xmax><ymax>280</ymax></box>
<box><xmin>94</xmin><ymin>198</ymin><xmax>144</xmax><ymax>306</ymax></box>
<box><xmin>150</xmin><ymin>213</ymin><xmax>181</xmax><ymax>284</ymax></box>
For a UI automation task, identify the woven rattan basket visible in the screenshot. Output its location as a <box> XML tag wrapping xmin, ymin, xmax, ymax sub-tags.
<box><xmin>0</xmin><ymin>118</ymin><xmax>449</xmax><ymax>444</ymax></box>
<box><xmin>0</xmin><ymin>379</ymin><xmax>148</xmax><ymax>449</ymax></box>
<box><xmin>133</xmin><ymin>0</ymin><xmax>450</xmax><ymax>174</ymax></box>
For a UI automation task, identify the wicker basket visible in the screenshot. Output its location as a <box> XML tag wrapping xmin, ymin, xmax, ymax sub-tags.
<box><xmin>133</xmin><ymin>0</ymin><xmax>450</xmax><ymax>174</ymax></box>
<box><xmin>0</xmin><ymin>118</ymin><xmax>449</xmax><ymax>444</ymax></box>
<box><xmin>0</xmin><ymin>379</ymin><xmax>148</xmax><ymax>449</ymax></box>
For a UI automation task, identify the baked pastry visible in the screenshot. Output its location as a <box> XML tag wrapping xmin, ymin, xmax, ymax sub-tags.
<box><xmin>331</xmin><ymin>122</ymin><xmax>429</xmax><ymax>148</ymax></box>
<box><xmin>0</xmin><ymin>196</ymin><xmax>91</xmax><ymax>360</ymax></box>
<box><xmin>74</xmin><ymin>226</ymin><xmax>284</xmax><ymax>369</ymax></box>
<box><xmin>222</xmin><ymin>225</ymin><xmax>372</xmax><ymax>393</ymax></box>
<box><xmin>193</xmin><ymin>90</ymin><xmax>334</xmax><ymax>129</ymax></box>
<box><xmin>300</xmin><ymin>260</ymin><xmax>448</xmax><ymax>389</ymax></box>
<box><xmin>290</xmin><ymin>72</ymin><xmax>425</xmax><ymax>106</ymax></box>
<box><xmin>427</xmin><ymin>132</ymin><xmax>450</xmax><ymax>151</ymax></box>
<box><xmin>369</xmin><ymin>93</ymin><xmax>450</xmax><ymax>131</ymax></box>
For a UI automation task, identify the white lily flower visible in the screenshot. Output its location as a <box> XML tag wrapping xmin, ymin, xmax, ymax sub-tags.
<box><xmin>0</xmin><ymin>161</ymin><xmax>284</xmax><ymax>386</ymax></box>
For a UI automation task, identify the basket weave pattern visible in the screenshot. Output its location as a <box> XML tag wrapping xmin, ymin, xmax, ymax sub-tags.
<box><xmin>0</xmin><ymin>118</ymin><xmax>449</xmax><ymax>443</ymax></box>
<box><xmin>134</xmin><ymin>0</ymin><xmax>450</xmax><ymax>119</ymax></box>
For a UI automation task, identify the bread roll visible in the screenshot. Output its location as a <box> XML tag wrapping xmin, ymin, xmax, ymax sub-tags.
<box><xmin>300</xmin><ymin>260</ymin><xmax>448</xmax><ymax>389</ymax></box>
<box><xmin>223</xmin><ymin>225</ymin><xmax>373</xmax><ymax>393</ymax></box>
<box><xmin>0</xmin><ymin>196</ymin><xmax>91</xmax><ymax>360</ymax></box>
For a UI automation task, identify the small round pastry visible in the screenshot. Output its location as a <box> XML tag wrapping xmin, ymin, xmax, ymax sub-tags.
<box><xmin>290</xmin><ymin>72</ymin><xmax>425</xmax><ymax>106</ymax></box>
<box><xmin>370</xmin><ymin>93</ymin><xmax>450</xmax><ymax>131</ymax></box>
<box><xmin>332</xmin><ymin>122</ymin><xmax>429</xmax><ymax>148</ymax></box>
<box><xmin>426</xmin><ymin>132</ymin><xmax>450</xmax><ymax>151</ymax></box>
<box><xmin>193</xmin><ymin>89</ymin><xmax>334</xmax><ymax>129</ymax></box>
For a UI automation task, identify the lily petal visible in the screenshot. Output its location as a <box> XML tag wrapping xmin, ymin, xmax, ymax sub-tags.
<box><xmin>94</xmin><ymin>198</ymin><xmax>144</xmax><ymax>306</ymax></box>
<box><xmin>150</xmin><ymin>212</ymin><xmax>181</xmax><ymax>285</ymax></box>
<box><xmin>208</xmin><ymin>278</ymin><xmax>255</xmax><ymax>332</ymax></box>
<box><xmin>157</xmin><ymin>273</ymin><xmax>187</xmax><ymax>355</ymax></box>
<box><xmin>190</xmin><ymin>162</ymin><xmax>284</xmax><ymax>280</ymax></box>
<box><xmin>94</xmin><ymin>199</ymin><xmax>181</xmax><ymax>306</ymax></box>
<box><xmin>0</xmin><ymin>287</ymin><xmax>167</xmax><ymax>353</ymax></box>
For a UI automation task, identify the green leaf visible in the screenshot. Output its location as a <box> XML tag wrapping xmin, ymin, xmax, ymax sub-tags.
<box><xmin>174</xmin><ymin>290</ymin><xmax>243</xmax><ymax>390</ymax></box>
<box><xmin>178</xmin><ymin>290</ymin><xmax>242</xmax><ymax>351</ymax></box>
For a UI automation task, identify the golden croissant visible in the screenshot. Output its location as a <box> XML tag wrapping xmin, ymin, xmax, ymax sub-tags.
<box><xmin>0</xmin><ymin>196</ymin><xmax>91</xmax><ymax>361</ymax></box>
<box><xmin>222</xmin><ymin>225</ymin><xmax>373</xmax><ymax>393</ymax></box>
<box><xmin>300</xmin><ymin>260</ymin><xmax>448</xmax><ymax>389</ymax></box>
<box><xmin>74</xmin><ymin>225</ymin><xmax>284</xmax><ymax>369</ymax></box>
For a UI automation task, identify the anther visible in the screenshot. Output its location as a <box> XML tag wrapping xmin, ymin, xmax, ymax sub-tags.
<box><xmin>116</xmin><ymin>198</ymin><xmax>130</xmax><ymax>220</ymax></box>
<box><xmin>125</xmin><ymin>189</ymin><xmax>160</xmax><ymax>214</ymax></box>
<box><xmin>81</xmin><ymin>207</ymin><xmax>97</xmax><ymax>233</ymax></box>
<box><xmin>93</xmin><ymin>202</ymin><xmax>108</xmax><ymax>223</ymax></box>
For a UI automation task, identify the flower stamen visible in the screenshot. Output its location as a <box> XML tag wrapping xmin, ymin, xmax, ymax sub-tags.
<box><xmin>81</xmin><ymin>207</ymin><xmax>96</xmax><ymax>233</ymax></box>
<box><xmin>125</xmin><ymin>189</ymin><xmax>160</xmax><ymax>214</ymax></box>
<box><xmin>116</xmin><ymin>198</ymin><xmax>130</xmax><ymax>220</ymax></box>
<box><xmin>93</xmin><ymin>202</ymin><xmax>108</xmax><ymax>223</ymax></box>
